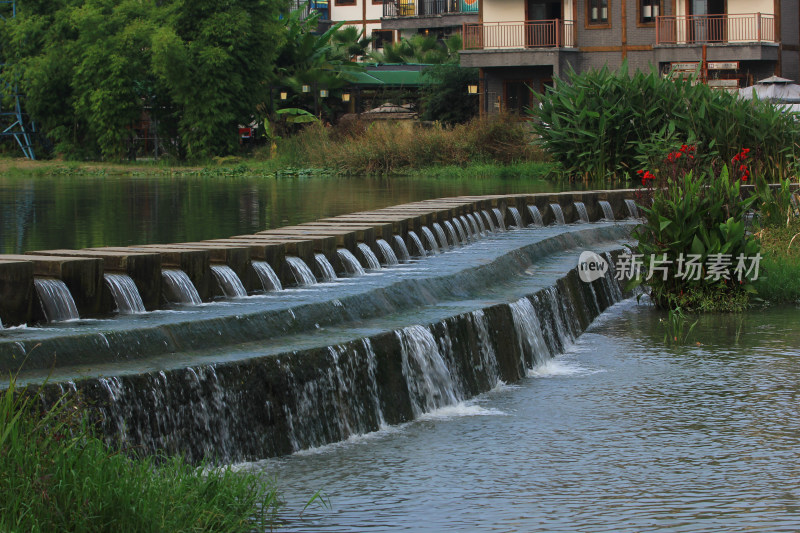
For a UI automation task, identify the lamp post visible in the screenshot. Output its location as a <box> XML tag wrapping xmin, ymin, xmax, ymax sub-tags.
<box><xmin>468</xmin><ymin>78</ymin><xmax>488</xmax><ymax>116</ymax></box>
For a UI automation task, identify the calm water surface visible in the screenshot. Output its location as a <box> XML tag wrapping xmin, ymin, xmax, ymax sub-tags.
<box><xmin>255</xmin><ymin>300</ymin><xmax>800</xmax><ymax>532</ymax></box>
<box><xmin>0</xmin><ymin>173</ymin><xmax>571</xmax><ymax>253</ymax></box>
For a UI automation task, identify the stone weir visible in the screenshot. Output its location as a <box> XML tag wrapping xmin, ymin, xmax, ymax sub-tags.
<box><xmin>0</xmin><ymin>189</ymin><xmax>638</xmax><ymax>328</ymax></box>
<box><xmin>0</xmin><ymin>190</ymin><xmax>642</xmax><ymax>463</ymax></box>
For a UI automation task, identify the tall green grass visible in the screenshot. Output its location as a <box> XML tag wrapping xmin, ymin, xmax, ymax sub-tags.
<box><xmin>262</xmin><ymin>115</ymin><xmax>548</xmax><ymax>174</ymax></box>
<box><xmin>0</xmin><ymin>378</ymin><xmax>280</xmax><ymax>532</ymax></box>
<box><xmin>755</xmin><ymin>219</ymin><xmax>800</xmax><ymax>304</ymax></box>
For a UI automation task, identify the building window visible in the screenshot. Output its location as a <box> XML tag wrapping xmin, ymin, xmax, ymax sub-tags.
<box><xmin>639</xmin><ymin>0</ymin><xmax>659</xmax><ymax>24</ymax></box>
<box><xmin>334</xmin><ymin>0</ymin><xmax>356</xmax><ymax>6</ymax></box>
<box><xmin>372</xmin><ymin>30</ymin><xmax>394</xmax><ymax>50</ymax></box>
<box><xmin>587</xmin><ymin>0</ymin><xmax>608</xmax><ymax>25</ymax></box>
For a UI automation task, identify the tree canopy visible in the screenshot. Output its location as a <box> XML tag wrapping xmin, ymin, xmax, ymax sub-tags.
<box><xmin>1</xmin><ymin>0</ymin><xmax>288</xmax><ymax>160</ymax></box>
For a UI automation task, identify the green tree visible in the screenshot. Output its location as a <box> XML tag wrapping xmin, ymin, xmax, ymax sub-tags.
<box><xmin>151</xmin><ymin>0</ymin><xmax>288</xmax><ymax>160</ymax></box>
<box><xmin>421</xmin><ymin>63</ymin><xmax>478</xmax><ymax>125</ymax></box>
<box><xmin>1</xmin><ymin>0</ymin><xmax>289</xmax><ymax>160</ymax></box>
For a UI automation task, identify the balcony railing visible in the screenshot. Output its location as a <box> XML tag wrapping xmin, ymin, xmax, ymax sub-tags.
<box><xmin>290</xmin><ymin>0</ymin><xmax>330</xmax><ymax>21</ymax></box>
<box><xmin>463</xmin><ymin>20</ymin><xmax>575</xmax><ymax>50</ymax></box>
<box><xmin>656</xmin><ymin>13</ymin><xmax>775</xmax><ymax>45</ymax></box>
<box><xmin>383</xmin><ymin>0</ymin><xmax>478</xmax><ymax>18</ymax></box>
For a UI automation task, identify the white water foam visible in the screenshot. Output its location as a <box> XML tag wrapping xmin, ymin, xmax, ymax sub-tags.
<box><xmin>417</xmin><ymin>401</ymin><xmax>506</xmax><ymax>420</ymax></box>
<box><xmin>527</xmin><ymin>357</ymin><xmax>605</xmax><ymax>378</ymax></box>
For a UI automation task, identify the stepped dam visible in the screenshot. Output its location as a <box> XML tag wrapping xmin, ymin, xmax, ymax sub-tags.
<box><xmin>0</xmin><ymin>189</ymin><xmax>640</xmax><ymax>462</ymax></box>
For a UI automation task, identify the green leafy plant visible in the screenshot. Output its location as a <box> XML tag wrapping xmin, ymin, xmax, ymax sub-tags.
<box><xmin>530</xmin><ymin>64</ymin><xmax>800</xmax><ymax>183</ymax></box>
<box><xmin>661</xmin><ymin>306</ymin><xmax>699</xmax><ymax>345</ymax></box>
<box><xmin>631</xmin><ymin>165</ymin><xmax>760</xmax><ymax>311</ymax></box>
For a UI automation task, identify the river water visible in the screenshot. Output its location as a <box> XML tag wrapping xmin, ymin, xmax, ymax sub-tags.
<box><xmin>0</xmin><ymin>173</ymin><xmax>566</xmax><ymax>253</ymax></box>
<box><xmin>252</xmin><ymin>300</ymin><xmax>800</xmax><ymax>532</ymax></box>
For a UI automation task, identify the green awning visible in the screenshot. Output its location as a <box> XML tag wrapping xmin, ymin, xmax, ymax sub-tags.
<box><xmin>348</xmin><ymin>70</ymin><xmax>427</xmax><ymax>87</ymax></box>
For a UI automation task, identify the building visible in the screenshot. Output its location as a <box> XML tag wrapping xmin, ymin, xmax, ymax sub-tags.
<box><xmin>375</xmin><ymin>0</ymin><xmax>797</xmax><ymax>113</ymax></box>
<box><xmin>326</xmin><ymin>0</ymin><xmax>798</xmax><ymax>114</ymax></box>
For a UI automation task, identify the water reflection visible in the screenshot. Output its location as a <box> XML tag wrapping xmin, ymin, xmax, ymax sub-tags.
<box><xmin>0</xmin><ymin>173</ymin><xmax>569</xmax><ymax>253</ymax></box>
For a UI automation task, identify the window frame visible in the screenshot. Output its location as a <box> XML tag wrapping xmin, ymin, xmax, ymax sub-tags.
<box><xmin>637</xmin><ymin>0</ymin><xmax>661</xmax><ymax>27</ymax></box>
<box><xmin>585</xmin><ymin>0</ymin><xmax>611</xmax><ymax>29</ymax></box>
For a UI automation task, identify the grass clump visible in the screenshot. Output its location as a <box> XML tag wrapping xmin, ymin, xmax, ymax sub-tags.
<box><xmin>263</xmin><ymin>114</ymin><xmax>548</xmax><ymax>174</ymax></box>
<box><xmin>0</xmin><ymin>378</ymin><xmax>280</xmax><ymax>532</ymax></box>
<box><xmin>755</xmin><ymin>217</ymin><xmax>800</xmax><ymax>304</ymax></box>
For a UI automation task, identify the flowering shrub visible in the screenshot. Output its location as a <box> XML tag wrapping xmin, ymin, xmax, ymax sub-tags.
<box><xmin>631</xmin><ymin>158</ymin><xmax>760</xmax><ymax>312</ymax></box>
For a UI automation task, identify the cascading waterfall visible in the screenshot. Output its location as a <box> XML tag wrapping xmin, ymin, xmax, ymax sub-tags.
<box><xmin>357</xmin><ymin>243</ymin><xmax>382</xmax><ymax>270</ymax></box>
<box><xmin>376</xmin><ymin>239</ymin><xmax>399</xmax><ymax>266</ymax></box>
<box><xmin>432</xmin><ymin>223</ymin><xmax>449</xmax><ymax>251</ymax></box>
<box><xmin>104</xmin><ymin>273</ymin><xmax>146</xmax><ymax>314</ymax></box>
<box><xmin>599</xmin><ymin>200</ymin><xmax>615</xmax><ymax>221</ymax></box>
<box><xmin>492</xmin><ymin>208</ymin><xmax>506</xmax><ymax>231</ymax></box>
<box><xmin>34</xmin><ymin>278</ymin><xmax>80</xmax><ymax>322</ymax></box>
<box><xmin>337</xmin><ymin>249</ymin><xmax>366</xmax><ymax>276</ymax></box>
<box><xmin>466</xmin><ymin>214</ymin><xmax>481</xmax><ymax>237</ymax></box>
<box><xmin>550</xmin><ymin>203</ymin><xmax>566</xmax><ymax>225</ymax></box>
<box><xmin>508</xmin><ymin>207</ymin><xmax>523</xmax><ymax>228</ymax></box>
<box><xmin>397</xmin><ymin>325</ymin><xmax>461</xmax><ymax>417</ymax></box>
<box><xmin>574</xmin><ymin>202</ymin><xmax>590</xmax><ymax>223</ymax></box>
<box><xmin>509</xmin><ymin>296</ymin><xmax>551</xmax><ymax>369</ymax></box>
<box><xmin>482</xmin><ymin>210</ymin><xmax>496</xmax><ymax>232</ymax></box>
<box><xmin>407</xmin><ymin>231</ymin><xmax>427</xmax><ymax>257</ymax></box>
<box><xmin>473</xmin><ymin>212</ymin><xmax>487</xmax><ymax>235</ymax></box>
<box><xmin>452</xmin><ymin>218</ymin><xmax>468</xmax><ymax>244</ymax></box>
<box><xmin>393</xmin><ymin>235</ymin><xmax>411</xmax><ymax>263</ymax></box>
<box><xmin>285</xmin><ymin>256</ymin><xmax>318</xmax><ymax>286</ymax></box>
<box><xmin>252</xmin><ymin>261</ymin><xmax>282</xmax><ymax>292</ymax></box>
<box><xmin>470</xmin><ymin>309</ymin><xmax>501</xmax><ymax>387</ymax></box>
<box><xmin>444</xmin><ymin>221</ymin><xmax>460</xmax><ymax>247</ymax></box>
<box><xmin>315</xmin><ymin>254</ymin><xmax>338</xmax><ymax>281</ymax></box>
<box><xmin>420</xmin><ymin>226</ymin><xmax>439</xmax><ymax>254</ymax></box>
<box><xmin>625</xmin><ymin>199</ymin><xmax>640</xmax><ymax>219</ymax></box>
<box><xmin>45</xmin><ymin>250</ymin><xmax>628</xmax><ymax>463</ymax></box>
<box><xmin>210</xmin><ymin>265</ymin><xmax>247</xmax><ymax>298</ymax></box>
<box><xmin>161</xmin><ymin>269</ymin><xmax>202</xmax><ymax>305</ymax></box>
<box><xmin>460</xmin><ymin>216</ymin><xmax>476</xmax><ymax>240</ymax></box>
<box><xmin>528</xmin><ymin>205</ymin><xmax>544</xmax><ymax>226</ymax></box>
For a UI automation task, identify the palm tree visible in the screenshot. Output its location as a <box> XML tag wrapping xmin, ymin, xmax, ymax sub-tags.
<box><xmin>369</xmin><ymin>33</ymin><xmax>462</xmax><ymax>64</ymax></box>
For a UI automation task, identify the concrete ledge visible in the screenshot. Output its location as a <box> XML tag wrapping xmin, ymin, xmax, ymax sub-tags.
<box><xmin>0</xmin><ymin>259</ymin><xmax>34</xmax><ymax>327</ymax></box>
<box><xmin>94</xmin><ymin>247</ymin><xmax>212</xmax><ymax>303</ymax></box>
<box><xmin>151</xmin><ymin>243</ymin><xmax>253</xmax><ymax>296</ymax></box>
<box><xmin>13</xmin><ymin>254</ymin><xmax>105</xmax><ymax>318</ymax></box>
<box><xmin>29</xmin><ymin>249</ymin><xmax>163</xmax><ymax>312</ymax></box>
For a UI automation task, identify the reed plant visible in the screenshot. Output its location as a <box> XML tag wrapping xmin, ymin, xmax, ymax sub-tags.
<box><xmin>0</xmin><ymin>377</ymin><xmax>280</xmax><ymax>532</ymax></box>
<box><xmin>263</xmin><ymin>115</ymin><xmax>548</xmax><ymax>174</ymax></box>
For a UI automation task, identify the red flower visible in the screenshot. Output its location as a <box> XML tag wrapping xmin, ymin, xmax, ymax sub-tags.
<box><xmin>739</xmin><ymin>164</ymin><xmax>747</xmax><ymax>172</ymax></box>
<box><xmin>680</xmin><ymin>144</ymin><xmax>688</xmax><ymax>152</ymax></box>
<box><xmin>675</xmin><ymin>152</ymin><xmax>682</xmax><ymax>159</ymax></box>
<box><xmin>742</xmin><ymin>148</ymin><xmax>750</xmax><ymax>154</ymax></box>
<box><xmin>732</xmin><ymin>154</ymin><xmax>740</xmax><ymax>162</ymax></box>
<box><xmin>637</xmin><ymin>169</ymin><xmax>644</xmax><ymax>175</ymax></box>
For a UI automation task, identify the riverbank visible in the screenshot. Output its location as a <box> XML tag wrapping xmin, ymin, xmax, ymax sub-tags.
<box><xmin>1</xmin><ymin>378</ymin><xmax>280</xmax><ymax>531</ymax></box>
<box><xmin>0</xmin><ymin>156</ymin><xmax>555</xmax><ymax>181</ymax></box>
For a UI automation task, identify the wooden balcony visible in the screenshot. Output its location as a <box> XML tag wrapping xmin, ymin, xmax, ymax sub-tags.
<box><xmin>462</xmin><ymin>20</ymin><xmax>575</xmax><ymax>50</ymax></box>
<box><xmin>383</xmin><ymin>0</ymin><xmax>478</xmax><ymax>18</ymax></box>
<box><xmin>656</xmin><ymin>13</ymin><xmax>775</xmax><ymax>45</ymax></box>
